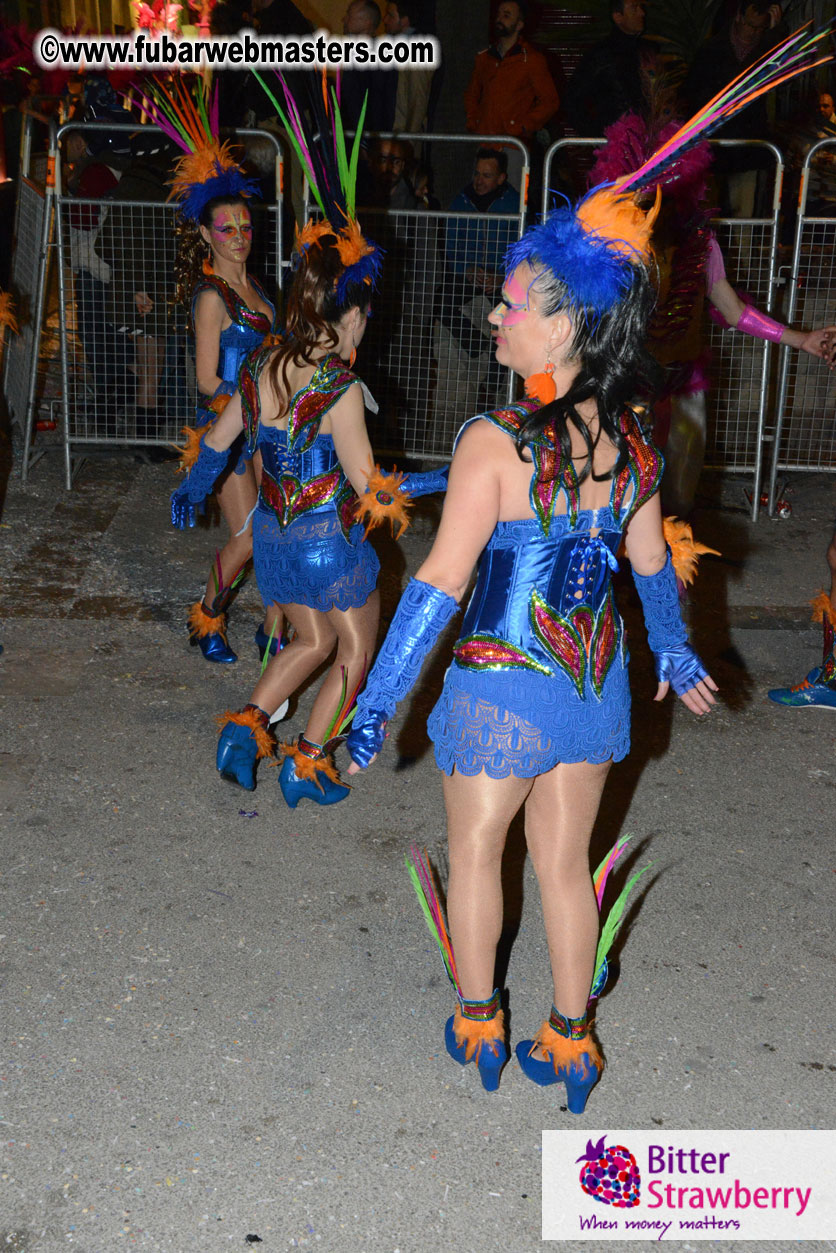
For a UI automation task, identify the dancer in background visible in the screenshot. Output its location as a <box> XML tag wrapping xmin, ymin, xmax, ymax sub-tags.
<box><xmin>768</xmin><ymin>527</ymin><xmax>836</xmax><ymax>709</ymax></box>
<box><xmin>171</xmin><ymin>70</ymin><xmax>447</xmax><ymax>806</ymax></box>
<box><xmin>149</xmin><ymin>78</ymin><xmax>286</xmax><ymax>665</ymax></box>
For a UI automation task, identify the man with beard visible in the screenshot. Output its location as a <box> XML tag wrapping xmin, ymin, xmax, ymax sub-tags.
<box><xmin>464</xmin><ymin>0</ymin><xmax>559</xmax><ymax>145</ymax></box>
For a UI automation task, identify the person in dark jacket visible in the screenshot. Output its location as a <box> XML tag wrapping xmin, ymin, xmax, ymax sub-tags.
<box><xmin>564</xmin><ymin>0</ymin><xmax>653</xmax><ymax>137</ymax></box>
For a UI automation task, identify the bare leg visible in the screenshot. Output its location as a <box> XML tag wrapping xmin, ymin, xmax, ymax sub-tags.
<box><xmin>443</xmin><ymin>769</ymin><xmax>534</xmax><ymax>1000</ymax></box>
<box><xmin>524</xmin><ymin>759</ymin><xmax>612</xmax><ymax>1023</ymax></box>
<box><xmin>827</xmin><ymin>530</ymin><xmax>836</xmax><ymax>610</ymax></box>
<box><xmin>661</xmin><ymin>391</ymin><xmax>707</xmax><ymax>519</ymax></box>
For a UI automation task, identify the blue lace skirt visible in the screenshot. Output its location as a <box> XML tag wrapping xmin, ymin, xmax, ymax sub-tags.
<box><xmin>427</xmin><ymin>657</ymin><xmax>631</xmax><ymax>778</ymax></box>
<box><xmin>252</xmin><ymin>507</ymin><xmax>379</xmax><ymax>612</ymax></box>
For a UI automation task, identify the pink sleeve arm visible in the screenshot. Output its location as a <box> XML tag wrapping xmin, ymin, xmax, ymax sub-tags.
<box><xmin>705</xmin><ymin>236</ymin><xmax>726</xmax><ymax>290</ymax></box>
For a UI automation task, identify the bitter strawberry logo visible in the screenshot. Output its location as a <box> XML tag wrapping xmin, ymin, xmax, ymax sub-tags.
<box><xmin>577</xmin><ymin>1136</ymin><xmax>641</xmax><ymax>1207</ymax></box>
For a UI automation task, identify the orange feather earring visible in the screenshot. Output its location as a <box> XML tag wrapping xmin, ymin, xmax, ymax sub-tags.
<box><xmin>524</xmin><ymin>360</ymin><xmax>557</xmax><ymax>405</ymax></box>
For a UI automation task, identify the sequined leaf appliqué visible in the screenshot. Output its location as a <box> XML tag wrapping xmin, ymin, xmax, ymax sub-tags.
<box><xmin>453</xmin><ymin>634</ymin><xmax>551</xmax><ymax>676</ymax></box>
<box><xmin>529</xmin><ymin>588</ymin><xmax>621</xmax><ymax>700</ymax></box>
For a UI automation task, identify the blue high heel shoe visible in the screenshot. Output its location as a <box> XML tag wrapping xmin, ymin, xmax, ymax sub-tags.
<box><xmin>515</xmin><ymin>1008</ymin><xmax>602</xmax><ymax>1114</ymax></box>
<box><xmin>444</xmin><ymin>996</ymin><xmax>508</xmax><ymax>1092</ymax></box>
<box><xmin>216</xmin><ymin>707</ymin><xmax>273</xmax><ymax>790</ymax></box>
<box><xmin>198</xmin><ymin>631</ymin><xmax>237</xmax><ymax>664</ymax></box>
<box><xmin>188</xmin><ymin>602</ymin><xmax>237</xmax><ymax>664</ymax></box>
<box><xmin>277</xmin><ymin>737</ymin><xmax>350</xmax><ymax>808</ymax></box>
<box><xmin>255</xmin><ymin>624</ymin><xmax>284</xmax><ymax>661</ymax></box>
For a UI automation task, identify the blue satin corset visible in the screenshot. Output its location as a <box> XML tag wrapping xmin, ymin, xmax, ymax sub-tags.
<box><xmin>258</xmin><ymin>425</ymin><xmax>341</xmax><ymax>501</ymax></box>
<box><xmin>217</xmin><ymin>317</ymin><xmax>270</xmax><ymax>385</ymax></box>
<box><xmin>458</xmin><ymin>509</ymin><xmax>623</xmax><ymax>680</ymax></box>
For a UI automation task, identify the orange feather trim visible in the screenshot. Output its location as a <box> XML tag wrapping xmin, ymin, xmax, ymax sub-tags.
<box><xmin>811</xmin><ymin>590</ymin><xmax>836</xmax><ymax>629</ymax></box>
<box><xmin>175</xmin><ymin>425</ymin><xmax>205</xmax><ymax>473</ymax></box>
<box><xmin>663</xmin><ymin>517</ymin><xmax>720</xmax><ymax>587</ymax></box>
<box><xmin>576</xmin><ymin>183</ymin><xmax>661</xmax><ymax>264</ymax></box>
<box><xmin>355</xmin><ymin>465</ymin><xmax>412</xmax><ymax>540</ymax></box>
<box><xmin>188</xmin><ymin>601</ymin><xmax>227</xmax><ymax>642</ymax></box>
<box><xmin>207</xmin><ymin>393</ymin><xmax>231</xmax><ymax>417</ymax></box>
<box><xmin>0</xmin><ymin>291</ymin><xmax>19</xmax><ymax>334</ymax></box>
<box><xmin>336</xmin><ymin>217</ymin><xmax>375</xmax><ymax>270</ymax></box>
<box><xmin>451</xmin><ymin>1007</ymin><xmax>506</xmax><ymax>1064</ymax></box>
<box><xmin>295</xmin><ymin>218</ymin><xmax>333</xmax><ymax>253</ymax></box>
<box><xmin>530</xmin><ymin>1021</ymin><xmax>604</xmax><ymax>1081</ymax></box>
<box><xmin>169</xmin><ymin>142</ymin><xmax>243</xmax><ymax>203</ymax></box>
<box><xmin>277</xmin><ymin>742</ymin><xmax>348</xmax><ymax>793</ymax></box>
<box><xmin>216</xmin><ymin>707</ymin><xmax>275</xmax><ymax>760</ymax></box>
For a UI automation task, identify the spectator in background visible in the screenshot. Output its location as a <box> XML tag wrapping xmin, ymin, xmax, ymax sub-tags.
<box><xmin>685</xmin><ymin>0</ymin><xmax>785</xmax><ymax>216</ymax></box>
<box><xmin>800</xmin><ymin>90</ymin><xmax>836</xmax><ymax>216</ymax></box>
<box><xmin>357</xmin><ymin>136</ymin><xmax>423</xmax><ymax>210</ymax></box>
<box><xmin>432</xmin><ymin>148</ymin><xmax>520</xmax><ymax>446</ymax></box>
<box><xmin>464</xmin><ymin>0</ymin><xmax>559</xmax><ymax>145</ymax></box>
<box><xmin>341</xmin><ymin>1</ymin><xmax>397</xmax><ymax>133</ymax></box>
<box><xmin>382</xmin><ymin>1</ymin><xmax>436</xmax><ymax>133</ymax></box>
<box><xmin>564</xmin><ymin>0</ymin><xmax>652</xmax><ymax>138</ymax></box>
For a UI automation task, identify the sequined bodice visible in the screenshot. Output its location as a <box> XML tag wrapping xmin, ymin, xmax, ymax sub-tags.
<box><xmin>192</xmin><ymin>273</ymin><xmax>276</xmax><ymax>386</ymax></box>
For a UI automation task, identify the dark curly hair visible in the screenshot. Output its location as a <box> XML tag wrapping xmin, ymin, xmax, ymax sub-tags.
<box><xmin>516</xmin><ymin>258</ymin><xmax>660</xmax><ymax>484</ymax></box>
<box><xmin>264</xmin><ymin>235</ymin><xmax>373</xmax><ymax>414</ymax></box>
<box><xmin>172</xmin><ymin>193</ymin><xmax>251</xmax><ymax>321</ymax></box>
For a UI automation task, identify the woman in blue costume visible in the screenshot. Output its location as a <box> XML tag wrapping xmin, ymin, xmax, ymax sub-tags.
<box><xmin>173</xmin><ymin>193</ymin><xmax>286</xmax><ymax>665</ymax></box>
<box><xmin>346</xmin><ymin>183</ymin><xmax>718</xmax><ymax>1112</ymax></box>
<box><xmin>170</xmin><ymin>71</ymin><xmax>447</xmax><ymax>808</ymax></box>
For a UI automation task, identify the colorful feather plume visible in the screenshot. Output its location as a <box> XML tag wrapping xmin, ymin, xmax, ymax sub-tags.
<box><xmin>252</xmin><ymin>68</ymin><xmax>382</xmax><ymax>292</ymax></box>
<box><xmin>616</xmin><ymin>22</ymin><xmax>834</xmax><ymax>197</ymax></box>
<box><xmin>322</xmin><ymin>657</ymin><xmax>369</xmax><ymax>743</ymax></box>
<box><xmin>406</xmin><ymin>845</ymin><xmax>461</xmax><ymax>996</ymax></box>
<box><xmin>662</xmin><ymin>517</ymin><xmax>720</xmax><ymax>588</ymax></box>
<box><xmin>591</xmin><ymin>836</ymin><xmax>653</xmax><ymax>997</ymax></box>
<box><xmin>140</xmin><ymin>75</ymin><xmax>259</xmax><ymax>220</ymax></box>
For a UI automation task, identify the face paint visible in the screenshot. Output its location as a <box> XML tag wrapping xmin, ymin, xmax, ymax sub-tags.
<box><xmin>209</xmin><ymin>206</ymin><xmax>253</xmax><ymax>257</ymax></box>
<box><xmin>496</xmin><ymin>272</ymin><xmax>530</xmax><ymax>326</ymax></box>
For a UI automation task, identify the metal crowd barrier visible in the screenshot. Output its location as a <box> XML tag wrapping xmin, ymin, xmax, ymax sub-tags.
<box><xmin>542</xmin><ymin>137</ymin><xmax>785</xmax><ymax>520</ymax></box>
<box><xmin>3</xmin><ymin>110</ymin><xmax>56</xmax><ymax>484</ymax></box>
<box><xmin>11</xmin><ymin>120</ymin><xmax>283</xmax><ymax>489</ymax></box>
<box><xmin>304</xmin><ymin>132</ymin><xmax>530</xmax><ymax>463</ymax></box>
<box><xmin>767</xmin><ymin>136</ymin><xmax>836</xmax><ymax>514</ymax></box>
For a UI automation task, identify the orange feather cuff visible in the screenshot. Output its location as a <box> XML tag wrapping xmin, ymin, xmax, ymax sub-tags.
<box><xmin>663</xmin><ymin>517</ymin><xmax>720</xmax><ymax>587</ymax></box>
<box><xmin>531</xmin><ymin>1021</ymin><xmax>603</xmax><ymax>1081</ymax></box>
<box><xmin>188</xmin><ymin>601</ymin><xmax>227</xmax><ymax>641</ymax></box>
<box><xmin>217</xmin><ymin>707</ymin><xmax>275</xmax><ymax>760</ymax></box>
<box><xmin>176</xmin><ymin>425</ymin><xmax>206</xmax><ymax>473</ymax></box>
<box><xmin>354</xmin><ymin>466</ymin><xmax>412</xmax><ymax>540</ymax></box>
<box><xmin>811</xmin><ymin>590</ymin><xmax>836</xmax><ymax>628</ymax></box>
<box><xmin>277</xmin><ymin>742</ymin><xmax>347</xmax><ymax>792</ymax></box>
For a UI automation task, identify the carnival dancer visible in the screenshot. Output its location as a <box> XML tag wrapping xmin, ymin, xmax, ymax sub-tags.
<box><xmin>148</xmin><ymin>77</ymin><xmax>286</xmax><ymax>665</ymax></box>
<box><xmin>588</xmin><ymin>107</ymin><xmax>836</xmax><ymax>519</ymax></box>
<box><xmin>346</xmin><ymin>25</ymin><xmax>831</xmax><ymax>1109</ymax></box>
<box><xmin>170</xmin><ymin>70</ymin><xmax>447</xmax><ymax>806</ymax></box>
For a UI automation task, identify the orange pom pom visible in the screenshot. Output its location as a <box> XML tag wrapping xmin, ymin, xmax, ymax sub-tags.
<box><xmin>524</xmin><ymin>366</ymin><xmax>557</xmax><ymax>405</ymax></box>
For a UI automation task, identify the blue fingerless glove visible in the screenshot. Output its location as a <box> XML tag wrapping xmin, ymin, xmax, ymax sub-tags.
<box><xmin>400</xmin><ymin>466</ymin><xmax>449</xmax><ymax>498</ymax></box>
<box><xmin>170</xmin><ymin>436</ymin><xmax>229</xmax><ymax>529</ymax></box>
<box><xmin>632</xmin><ymin>552</ymin><xmax>709</xmax><ymax>695</ymax></box>
<box><xmin>347</xmin><ymin>577</ymin><xmax>459</xmax><ymax>768</ymax></box>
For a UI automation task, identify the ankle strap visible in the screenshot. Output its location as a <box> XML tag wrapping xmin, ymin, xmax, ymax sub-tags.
<box><xmin>549</xmin><ymin>1006</ymin><xmax>589</xmax><ymax>1040</ymax></box>
<box><xmin>458</xmin><ymin>989</ymin><xmax>501</xmax><ymax>1021</ymax></box>
<box><xmin>297</xmin><ymin>734</ymin><xmax>325</xmax><ymax>760</ymax></box>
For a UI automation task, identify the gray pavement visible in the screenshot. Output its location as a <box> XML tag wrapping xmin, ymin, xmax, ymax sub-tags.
<box><xmin>1</xmin><ymin>446</ymin><xmax>834</xmax><ymax>1253</ymax></box>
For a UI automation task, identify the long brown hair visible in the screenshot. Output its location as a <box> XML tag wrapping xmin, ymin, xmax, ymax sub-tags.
<box><xmin>265</xmin><ymin>233</ymin><xmax>372</xmax><ymax>415</ymax></box>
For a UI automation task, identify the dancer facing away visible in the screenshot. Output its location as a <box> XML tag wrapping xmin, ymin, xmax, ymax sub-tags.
<box><xmin>170</xmin><ymin>71</ymin><xmax>447</xmax><ymax>808</ymax></box>
<box><xmin>346</xmin><ymin>168</ymin><xmax>721</xmax><ymax>1109</ymax></box>
<box><xmin>150</xmin><ymin>77</ymin><xmax>285</xmax><ymax>665</ymax></box>
<box><xmin>768</xmin><ymin>526</ymin><xmax>836</xmax><ymax>709</ymax></box>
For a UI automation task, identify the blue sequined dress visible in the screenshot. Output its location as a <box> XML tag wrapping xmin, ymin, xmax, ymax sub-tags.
<box><xmin>238</xmin><ymin>348</ymin><xmax>379</xmax><ymax>612</ymax></box>
<box><xmin>427</xmin><ymin>403</ymin><xmax>663</xmax><ymax>778</ymax></box>
<box><xmin>191</xmin><ymin>273</ymin><xmax>277</xmax><ymax>474</ymax></box>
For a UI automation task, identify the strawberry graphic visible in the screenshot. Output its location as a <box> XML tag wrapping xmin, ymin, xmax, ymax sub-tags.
<box><xmin>577</xmin><ymin>1136</ymin><xmax>641</xmax><ymax>1207</ymax></box>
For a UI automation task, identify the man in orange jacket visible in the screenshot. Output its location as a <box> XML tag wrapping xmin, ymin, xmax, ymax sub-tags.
<box><xmin>464</xmin><ymin>0</ymin><xmax>559</xmax><ymax>144</ymax></box>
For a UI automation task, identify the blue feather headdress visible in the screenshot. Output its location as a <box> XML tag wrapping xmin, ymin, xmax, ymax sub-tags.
<box><xmin>253</xmin><ymin>68</ymin><xmax>383</xmax><ymax>300</ymax></box>
<box><xmin>140</xmin><ymin>76</ymin><xmax>260</xmax><ymax>223</ymax></box>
